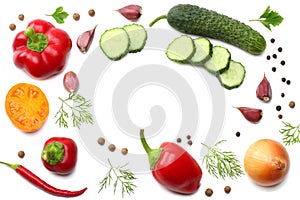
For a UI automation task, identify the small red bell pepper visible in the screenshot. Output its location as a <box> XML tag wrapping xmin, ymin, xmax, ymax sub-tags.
<box><xmin>41</xmin><ymin>137</ymin><xmax>77</xmax><ymax>175</ymax></box>
<box><xmin>140</xmin><ymin>129</ymin><xmax>202</xmax><ymax>194</ymax></box>
<box><xmin>12</xmin><ymin>19</ymin><xmax>72</xmax><ymax>79</ymax></box>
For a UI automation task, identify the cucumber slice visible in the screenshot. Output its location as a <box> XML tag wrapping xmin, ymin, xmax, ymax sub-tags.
<box><xmin>123</xmin><ymin>24</ymin><xmax>147</xmax><ymax>53</ymax></box>
<box><xmin>190</xmin><ymin>37</ymin><xmax>212</xmax><ymax>65</ymax></box>
<box><xmin>204</xmin><ymin>46</ymin><xmax>231</xmax><ymax>73</ymax></box>
<box><xmin>99</xmin><ymin>27</ymin><xmax>130</xmax><ymax>60</ymax></box>
<box><xmin>166</xmin><ymin>35</ymin><xmax>195</xmax><ymax>63</ymax></box>
<box><xmin>218</xmin><ymin>60</ymin><xmax>246</xmax><ymax>89</ymax></box>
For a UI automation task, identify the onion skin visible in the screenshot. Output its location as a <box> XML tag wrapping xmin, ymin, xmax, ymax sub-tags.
<box><xmin>244</xmin><ymin>139</ymin><xmax>290</xmax><ymax>187</ymax></box>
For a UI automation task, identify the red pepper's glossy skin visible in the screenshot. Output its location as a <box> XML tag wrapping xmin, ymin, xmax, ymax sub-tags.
<box><xmin>42</xmin><ymin>137</ymin><xmax>77</xmax><ymax>175</ymax></box>
<box><xmin>12</xmin><ymin>19</ymin><xmax>72</xmax><ymax>79</ymax></box>
<box><xmin>152</xmin><ymin>142</ymin><xmax>202</xmax><ymax>194</ymax></box>
<box><xmin>16</xmin><ymin>165</ymin><xmax>87</xmax><ymax>197</ymax></box>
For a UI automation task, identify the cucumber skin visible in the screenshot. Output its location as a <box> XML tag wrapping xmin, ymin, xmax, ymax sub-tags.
<box><xmin>166</xmin><ymin>4</ymin><xmax>266</xmax><ymax>55</ymax></box>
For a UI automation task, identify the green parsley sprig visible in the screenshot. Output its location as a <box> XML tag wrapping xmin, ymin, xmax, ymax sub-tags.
<box><xmin>250</xmin><ymin>5</ymin><xmax>284</xmax><ymax>31</ymax></box>
<box><xmin>279</xmin><ymin>121</ymin><xmax>300</xmax><ymax>146</ymax></box>
<box><xmin>55</xmin><ymin>92</ymin><xmax>93</xmax><ymax>128</ymax></box>
<box><xmin>98</xmin><ymin>159</ymin><xmax>137</xmax><ymax>198</ymax></box>
<box><xmin>201</xmin><ymin>140</ymin><xmax>244</xmax><ymax>180</ymax></box>
<box><xmin>46</xmin><ymin>6</ymin><xmax>69</xmax><ymax>24</ymax></box>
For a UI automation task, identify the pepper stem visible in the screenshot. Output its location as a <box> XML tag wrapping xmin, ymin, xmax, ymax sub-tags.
<box><xmin>0</xmin><ymin>161</ymin><xmax>20</xmax><ymax>171</ymax></box>
<box><xmin>41</xmin><ymin>141</ymin><xmax>65</xmax><ymax>165</ymax></box>
<box><xmin>24</xmin><ymin>27</ymin><xmax>49</xmax><ymax>53</ymax></box>
<box><xmin>149</xmin><ymin>15</ymin><xmax>167</xmax><ymax>27</ymax></box>
<box><xmin>140</xmin><ymin>129</ymin><xmax>163</xmax><ymax>170</ymax></box>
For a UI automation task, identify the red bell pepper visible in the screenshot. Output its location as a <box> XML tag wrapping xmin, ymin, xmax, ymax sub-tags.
<box><xmin>140</xmin><ymin>129</ymin><xmax>202</xmax><ymax>194</ymax></box>
<box><xmin>12</xmin><ymin>19</ymin><xmax>72</xmax><ymax>79</ymax></box>
<box><xmin>41</xmin><ymin>137</ymin><xmax>77</xmax><ymax>175</ymax></box>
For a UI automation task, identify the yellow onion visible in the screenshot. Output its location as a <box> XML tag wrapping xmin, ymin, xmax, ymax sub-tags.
<box><xmin>244</xmin><ymin>139</ymin><xmax>290</xmax><ymax>187</ymax></box>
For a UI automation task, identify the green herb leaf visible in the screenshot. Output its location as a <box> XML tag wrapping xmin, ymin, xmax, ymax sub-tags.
<box><xmin>250</xmin><ymin>5</ymin><xmax>283</xmax><ymax>31</ymax></box>
<box><xmin>54</xmin><ymin>92</ymin><xmax>93</xmax><ymax>128</ymax></box>
<box><xmin>98</xmin><ymin>159</ymin><xmax>137</xmax><ymax>198</ymax></box>
<box><xmin>201</xmin><ymin>140</ymin><xmax>244</xmax><ymax>180</ymax></box>
<box><xmin>46</xmin><ymin>6</ymin><xmax>69</xmax><ymax>24</ymax></box>
<box><xmin>279</xmin><ymin>121</ymin><xmax>300</xmax><ymax>146</ymax></box>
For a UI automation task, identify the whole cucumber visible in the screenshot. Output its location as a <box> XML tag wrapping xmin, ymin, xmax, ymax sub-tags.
<box><xmin>150</xmin><ymin>4</ymin><xmax>266</xmax><ymax>55</ymax></box>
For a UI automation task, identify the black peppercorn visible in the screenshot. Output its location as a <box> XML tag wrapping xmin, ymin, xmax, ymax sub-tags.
<box><xmin>276</xmin><ymin>105</ymin><xmax>282</xmax><ymax>111</ymax></box>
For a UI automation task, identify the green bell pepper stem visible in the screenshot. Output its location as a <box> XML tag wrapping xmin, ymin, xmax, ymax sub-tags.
<box><xmin>24</xmin><ymin>27</ymin><xmax>49</xmax><ymax>53</ymax></box>
<box><xmin>41</xmin><ymin>141</ymin><xmax>64</xmax><ymax>165</ymax></box>
<box><xmin>140</xmin><ymin>129</ymin><xmax>163</xmax><ymax>170</ymax></box>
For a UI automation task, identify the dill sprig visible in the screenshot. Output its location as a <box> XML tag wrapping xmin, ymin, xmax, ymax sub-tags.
<box><xmin>279</xmin><ymin>121</ymin><xmax>300</xmax><ymax>146</ymax></box>
<box><xmin>54</xmin><ymin>92</ymin><xmax>93</xmax><ymax>128</ymax></box>
<box><xmin>201</xmin><ymin>140</ymin><xmax>244</xmax><ymax>180</ymax></box>
<box><xmin>98</xmin><ymin>159</ymin><xmax>137</xmax><ymax>198</ymax></box>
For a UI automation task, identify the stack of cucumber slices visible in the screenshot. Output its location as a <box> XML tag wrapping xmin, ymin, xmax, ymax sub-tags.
<box><xmin>166</xmin><ymin>35</ymin><xmax>246</xmax><ymax>89</ymax></box>
<box><xmin>100</xmin><ymin>24</ymin><xmax>147</xmax><ymax>61</ymax></box>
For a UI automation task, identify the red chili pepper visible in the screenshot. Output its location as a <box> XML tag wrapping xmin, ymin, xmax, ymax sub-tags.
<box><xmin>41</xmin><ymin>137</ymin><xmax>77</xmax><ymax>175</ymax></box>
<box><xmin>0</xmin><ymin>161</ymin><xmax>87</xmax><ymax>197</ymax></box>
<box><xmin>140</xmin><ymin>129</ymin><xmax>202</xmax><ymax>194</ymax></box>
<box><xmin>12</xmin><ymin>19</ymin><xmax>72</xmax><ymax>79</ymax></box>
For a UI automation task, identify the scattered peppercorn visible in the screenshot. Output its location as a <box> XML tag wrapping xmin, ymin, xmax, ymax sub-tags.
<box><xmin>276</xmin><ymin>105</ymin><xmax>282</xmax><ymax>111</ymax></box>
<box><xmin>176</xmin><ymin>138</ymin><xmax>182</xmax><ymax>143</ymax></box>
<box><xmin>187</xmin><ymin>140</ymin><xmax>193</xmax><ymax>146</ymax></box>
<box><xmin>236</xmin><ymin>131</ymin><xmax>241</xmax><ymax>137</ymax></box>
<box><xmin>271</xmin><ymin>67</ymin><xmax>276</xmax><ymax>72</ymax></box>
<box><xmin>73</xmin><ymin>13</ymin><xmax>80</xmax><ymax>21</ymax></box>
<box><xmin>205</xmin><ymin>188</ymin><xmax>213</xmax><ymax>197</ymax></box>
<box><xmin>278</xmin><ymin>47</ymin><xmax>283</xmax><ymax>52</ymax></box>
<box><xmin>18</xmin><ymin>14</ymin><xmax>24</xmax><ymax>21</ymax></box>
<box><xmin>121</xmin><ymin>148</ymin><xmax>128</xmax><ymax>155</ymax></box>
<box><xmin>278</xmin><ymin>114</ymin><xmax>283</xmax><ymax>119</ymax></box>
<box><xmin>281</xmin><ymin>77</ymin><xmax>286</xmax><ymax>82</ymax></box>
<box><xmin>18</xmin><ymin>150</ymin><xmax>25</xmax><ymax>158</ymax></box>
<box><xmin>286</xmin><ymin>80</ymin><xmax>291</xmax><ymax>85</ymax></box>
<box><xmin>289</xmin><ymin>101</ymin><xmax>295</xmax><ymax>108</ymax></box>
<box><xmin>186</xmin><ymin>135</ymin><xmax>191</xmax><ymax>140</ymax></box>
<box><xmin>280</xmin><ymin>60</ymin><xmax>285</xmax><ymax>66</ymax></box>
<box><xmin>108</xmin><ymin>144</ymin><xmax>116</xmax><ymax>152</ymax></box>
<box><xmin>9</xmin><ymin>23</ymin><xmax>16</xmax><ymax>31</ymax></box>
<box><xmin>224</xmin><ymin>186</ymin><xmax>231</xmax><ymax>194</ymax></box>
<box><xmin>97</xmin><ymin>137</ymin><xmax>105</xmax><ymax>145</ymax></box>
<box><xmin>270</xmin><ymin>38</ymin><xmax>275</xmax><ymax>43</ymax></box>
<box><xmin>272</xmin><ymin>54</ymin><xmax>277</xmax><ymax>59</ymax></box>
<box><xmin>281</xmin><ymin>93</ymin><xmax>285</xmax><ymax>98</ymax></box>
<box><xmin>88</xmin><ymin>9</ymin><xmax>95</xmax><ymax>17</ymax></box>
<box><xmin>266</xmin><ymin>55</ymin><xmax>271</xmax><ymax>60</ymax></box>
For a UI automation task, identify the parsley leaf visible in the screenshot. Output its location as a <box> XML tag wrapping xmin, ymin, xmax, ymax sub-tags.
<box><xmin>46</xmin><ymin>6</ymin><xmax>69</xmax><ymax>24</ymax></box>
<box><xmin>250</xmin><ymin>5</ymin><xmax>283</xmax><ymax>31</ymax></box>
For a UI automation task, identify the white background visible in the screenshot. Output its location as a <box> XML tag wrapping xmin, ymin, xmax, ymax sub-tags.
<box><xmin>0</xmin><ymin>0</ymin><xmax>298</xmax><ymax>199</ymax></box>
